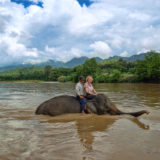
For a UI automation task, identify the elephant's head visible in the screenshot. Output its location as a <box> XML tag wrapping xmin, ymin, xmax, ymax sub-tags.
<box><xmin>86</xmin><ymin>94</ymin><xmax>111</xmax><ymax>115</ymax></box>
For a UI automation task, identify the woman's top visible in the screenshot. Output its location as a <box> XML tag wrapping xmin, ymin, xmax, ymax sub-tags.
<box><xmin>84</xmin><ymin>82</ymin><xmax>95</xmax><ymax>95</ymax></box>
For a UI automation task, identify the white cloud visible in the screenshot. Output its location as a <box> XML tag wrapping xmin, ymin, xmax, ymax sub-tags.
<box><xmin>0</xmin><ymin>36</ymin><xmax>38</xmax><ymax>58</ymax></box>
<box><xmin>137</xmin><ymin>48</ymin><xmax>150</xmax><ymax>55</ymax></box>
<box><xmin>110</xmin><ymin>37</ymin><xmax>123</xmax><ymax>49</ymax></box>
<box><xmin>68</xmin><ymin>4</ymin><xmax>112</xmax><ymax>34</ymax></box>
<box><xmin>44</xmin><ymin>46</ymin><xmax>85</xmax><ymax>62</ymax></box>
<box><xmin>45</xmin><ymin>45</ymin><xmax>55</xmax><ymax>54</ymax></box>
<box><xmin>90</xmin><ymin>41</ymin><xmax>112</xmax><ymax>58</ymax></box>
<box><xmin>120</xmin><ymin>51</ymin><xmax>128</xmax><ymax>57</ymax></box>
<box><xmin>0</xmin><ymin>0</ymin><xmax>160</xmax><ymax>66</ymax></box>
<box><xmin>129</xmin><ymin>12</ymin><xmax>151</xmax><ymax>22</ymax></box>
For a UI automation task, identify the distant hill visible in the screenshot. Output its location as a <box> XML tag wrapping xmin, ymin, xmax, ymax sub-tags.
<box><xmin>0</xmin><ymin>64</ymin><xmax>31</xmax><ymax>72</ymax></box>
<box><xmin>0</xmin><ymin>56</ymin><xmax>103</xmax><ymax>72</ymax></box>
<box><xmin>1</xmin><ymin>52</ymin><xmax>159</xmax><ymax>72</ymax></box>
<box><xmin>36</xmin><ymin>59</ymin><xmax>65</xmax><ymax>68</ymax></box>
<box><xmin>108</xmin><ymin>52</ymin><xmax>160</xmax><ymax>62</ymax></box>
<box><xmin>35</xmin><ymin>56</ymin><xmax>102</xmax><ymax>68</ymax></box>
<box><xmin>65</xmin><ymin>56</ymin><xmax>88</xmax><ymax>68</ymax></box>
<box><xmin>65</xmin><ymin>56</ymin><xmax>102</xmax><ymax>67</ymax></box>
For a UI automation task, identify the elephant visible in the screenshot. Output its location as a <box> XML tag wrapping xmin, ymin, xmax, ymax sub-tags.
<box><xmin>35</xmin><ymin>94</ymin><xmax>149</xmax><ymax>117</ymax></box>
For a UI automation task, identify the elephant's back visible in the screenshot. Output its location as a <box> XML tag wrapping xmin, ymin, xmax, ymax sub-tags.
<box><xmin>35</xmin><ymin>95</ymin><xmax>81</xmax><ymax>116</ymax></box>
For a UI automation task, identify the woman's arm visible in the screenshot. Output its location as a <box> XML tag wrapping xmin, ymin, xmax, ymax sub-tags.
<box><xmin>85</xmin><ymin>87</ymin><xmax>90</xmax><ymax>94</ymax></box>
<box><xmin>93</xmin><ymin>89</ymin><xmax>97</xmax><ymax>94</ymax></box>
<box><xmin>91</xmin><ymin>84</ymin><xmax>97</xmax><ymax>95</ymax></box>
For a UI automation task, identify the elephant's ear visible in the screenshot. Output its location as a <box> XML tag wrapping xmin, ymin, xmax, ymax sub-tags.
<box><xmin>86</xmin><ymin>101</ymin><xmax>97</xmax><ymax>114</ymax></box>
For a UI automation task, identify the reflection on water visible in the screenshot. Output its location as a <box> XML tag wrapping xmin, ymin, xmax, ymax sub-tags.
<box><xmin>0</xmin><ymin>82</ymin><xmax>160</xmax><ymax>160</ymax></box>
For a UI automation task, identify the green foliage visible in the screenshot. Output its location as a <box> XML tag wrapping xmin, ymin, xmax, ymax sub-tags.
<box><xmin>0</xmin><ymin>51</ymin><xmax>159</xmax><ymax>83</ymax></box>
<box><xmin>49</xmin><ymin>69</ymin><xmax>60</xmax><ymax>81</ymax></box>
<box><xmin>57</xmin><ymin>75</ymin><xmax>72</xmax><ymax>82</ymax></box>
<box><xmin>44</xmin><ymin>65</ymin><xmax>52</xmax><ymax>80</ymax></box>
<box><xmin>136</xmin><ymin>51</ymin><xmax>160</xmax><ymax>82</ymax></box>
<box><xmin>0</xmin><ymin>66</ymin><xmax>45</xmax><ymax>81</ymax></box>
<box><xmin>120</xmin><ymin>73</ymin><xmax>136</xmax><ymax>82</ymax></box>
<box><xmin>49</xmin><ymin>68</ymin><xmax>73</xmax><ymax>81</ymax></box>
<box><xmin>99</xmin><ymin>59</ymin><xmax>136</xmax><ymax>73</ymax></box>
<box><xmin>71</xmin><ymin>65</ymin><xmax>84</xmax><ymax>82</ymax></box>
<box><xmin>71</xmin><ymin>58</ymin><xmax>98</xmax><ymax>82</ymax></box>
<box><xmin>83</xmin><ymin>58</ymin><xmax>98</xmax><ymax>78</ymax></box>
<box><xmin>109</xmin><ymin>70</ymin><xmax>121</xmax><ymax>82</ymax></box>
<box><xmin>96</xmin><ymin>74</ymin><xmax>109</xmax><ymax>83</ymax></box>
<box><xmin>58</xmin><ymin>76</ymin><xmax>66</xmax><ymax>82</ymax></box>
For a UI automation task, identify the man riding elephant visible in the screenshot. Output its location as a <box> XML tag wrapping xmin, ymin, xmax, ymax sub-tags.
<box><xmin>75</xmin><ymin>76</ymin><xmax>87</xmax><ymax>114</ymax></box>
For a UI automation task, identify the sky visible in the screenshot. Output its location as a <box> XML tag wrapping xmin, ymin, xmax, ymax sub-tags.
<box><xmin>0</xmin><ymin>0</ymin><xmax>160</xmax><ymax>66</ymax></box>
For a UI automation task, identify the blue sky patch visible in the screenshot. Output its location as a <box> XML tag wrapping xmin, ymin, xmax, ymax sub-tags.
<box><xmin>11</xmin><ymin>0</ymin><xmax>93</xmax><ymax>8</ymax></box>
<box><xmin>11</xmin><ymin>0</ymin><xmax>43</xmax><ymax>8</ymax></box>
<box><xmin>77</xmin><ymin>0</ymin><xmax>93</xmax><ymax>7</ymax></box>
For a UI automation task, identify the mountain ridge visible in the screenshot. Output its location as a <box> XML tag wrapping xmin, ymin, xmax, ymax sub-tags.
<box><xmin>0</xmin><ymin>52</ymin><xmax>159</xmax><ymax>72</ymax></box>
<box><xmin>108</xmin><ymin>52</ymin><xmax>155</xmax><ymax>62</ymax></box>
<box><xmin>0</xmin><ymin>56</ymin><xmax>102</xmax><ymax>72</ymax></box>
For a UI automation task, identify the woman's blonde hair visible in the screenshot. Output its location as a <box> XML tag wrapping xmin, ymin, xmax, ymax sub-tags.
<box><xmin>86</xmin><ymin>76</ymin><xmax>93</xmax><ymax>82</ymax></box>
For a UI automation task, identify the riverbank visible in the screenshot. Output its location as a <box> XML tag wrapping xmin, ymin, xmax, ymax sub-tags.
<box><xmin>0</xmin><ymin>80</ymin><xmax>160</xmax><ymax>84</ymax></box>
<box><xmin>0</xmin><ymin>80</ymin><xmax>44</xmax><ymax>83</ymax></box>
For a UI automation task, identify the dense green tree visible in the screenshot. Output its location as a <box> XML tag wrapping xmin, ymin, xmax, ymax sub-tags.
<box><xmin>71</xmin><ymin>58</ymin><xmax>98</xmax><ymax>82</ymax></box>
<box><xmin>83</xmin><ymin>58</ymin><xmax>98</xmax><ymax>80</ymax></box>
<box><xmin>44</xmin><ymin>65</ymin><xmax>52</xmax><ymax>80</ymax></box>
<box><xmin>71</xmin><ymin>65</ymin><xmax>83</xmax><ymax>82</ymax></box>
<box><xmin>49</xmin><ymin>69</ymin><xmax>61</xmax><ymax>81</ymax></box>
<box><xmin>96</xmin><ymin>74</ymin><xmax>109</xmax><ymax>83</ymax></box>
<box><xmin>0</xmin><ymin>52</ymin><xmax>160</xmax><ymax>83</ymax></box>
<box><xmin>136</xmin><ymin>51</ymin><xmax>160</xmax><ymax>82</ymax></box>
<box><xmin>109</xmin><ymin>70</ymin><xmax>121</xmax><ymax>82</ymax></box>
<box><xmin>145</xmin><ymin>52</ymin><xmax>160</xmax><ymax>81</ymax></box>
<box><xmin>49</xmin><ymin>68</ymin><xmax>73</xmax><ymax>81</ymax></box>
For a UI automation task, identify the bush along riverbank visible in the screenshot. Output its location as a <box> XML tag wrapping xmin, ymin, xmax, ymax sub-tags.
<box><xmin>0</xmin><ymin>51</ymin><xmax>160</xmax><ymax>83</ymax></box>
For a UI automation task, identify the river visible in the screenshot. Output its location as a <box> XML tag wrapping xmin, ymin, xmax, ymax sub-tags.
<box><xmin>0</xmin><ymin>82</ymin><xmax>160</xmax><ymax>160</ymax></box>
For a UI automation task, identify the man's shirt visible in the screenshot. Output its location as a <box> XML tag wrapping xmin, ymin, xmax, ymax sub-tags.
<box><xmin>75</xmin><ymin>82</ymin><xmax>86</xmax><ymax>96</ymax></box>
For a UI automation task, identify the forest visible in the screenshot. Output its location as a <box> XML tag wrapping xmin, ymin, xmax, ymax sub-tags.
<box><xmin>0</xmin><ymin>51</ymin><xmax>160</xmax><ymax>83</ymax></box>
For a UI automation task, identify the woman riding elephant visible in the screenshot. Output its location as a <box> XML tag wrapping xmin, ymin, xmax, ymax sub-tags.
<box><xmin>84</xmin><ymin>76</ymin><xmax>97</xmax><ymax>100</ymax></box>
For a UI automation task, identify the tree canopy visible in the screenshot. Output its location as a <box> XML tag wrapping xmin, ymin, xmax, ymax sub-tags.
<box><xmin>0</xmin><ymin>51</ymin><xmax>160</xmax><ymax>83</ymax></box>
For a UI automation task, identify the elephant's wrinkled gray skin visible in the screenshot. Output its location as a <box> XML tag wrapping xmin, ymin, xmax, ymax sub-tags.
<box><xmin>35</xmin><ymin>94</ymin><xmax>149</xmax><ymax>117</ymax></box>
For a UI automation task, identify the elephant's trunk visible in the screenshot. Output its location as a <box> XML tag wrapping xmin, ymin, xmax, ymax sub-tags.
<box><xmin>107</xmin><ymin>107</ymin><xmax>149</xmax><ymax>117</ymax></box>
<box><xmin>115</xmin><ymin>110</ymin><xmax>149</xmax><ymax>117</ymax></box>
<box><xmin>124</xmin><ymin>110</ymin><xmax>150</xmax><ymax>117</ymax></box>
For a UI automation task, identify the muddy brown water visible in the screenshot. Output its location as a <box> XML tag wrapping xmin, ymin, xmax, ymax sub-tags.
<box><xmin>0</xmin><ymin>82</ymin><xmax>160</xmax><ymax>160</ymax></box>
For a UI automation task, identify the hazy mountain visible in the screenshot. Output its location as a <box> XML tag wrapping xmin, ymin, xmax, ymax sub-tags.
<box><xmin>36</xmin><ymin>56</ymin><xmax>102</xmax><ymax>68</ymax></box>
<box><xmin>0</xmin><ymin>56</ymin><xmax>103</xmax><ymax>72</ymax></box>
<box><xmin>65</xmin><ymin>56</ymin><xmax>88</xmax><ymax>68</ymax></box>
<box><xmin>36</xmin><ymin>59</ymin><xmax>65</xmax><ymax>68</ymax></box>
<box><xmin>108</xmin><ymin>52</ymin><xmax>159</xmax><ymax>62</ymax></box>
<box><xmin>1</xmin><ymin>52</ymin><xmax>158</xmax><ymax>72</ymax></box>
<box><xmin>65</xmin><ymin>56</ymin><xmax>102</xmax><ymax>67</ymax></box>
<box><xmin>0</xmin><ymin>64</ymin><xmax>31</xmax><ymax>72</ymax></box>
<box><xmin>94</xmin><ymin>57</ymin><xmax>103</xmax><ymax>62</ymax></box>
